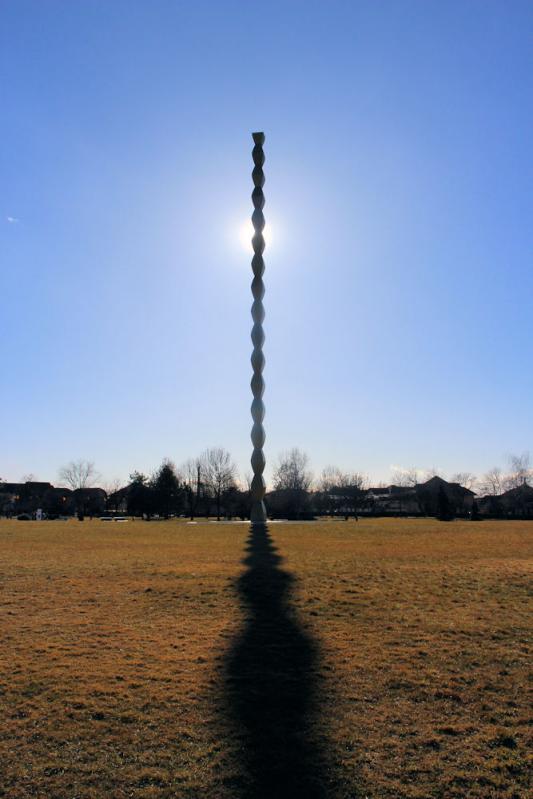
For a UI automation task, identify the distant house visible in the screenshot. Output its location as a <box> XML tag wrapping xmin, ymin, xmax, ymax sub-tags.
<box><xmin>106</xmin><ymin>485</ymin><xmax>130</xmax><ymax>513</ymax></box>
<box><xmin>365</xmin><ymin>486</ymin><xmax>390</xmax><ymax>502</ymax></box>
<box><xmin>72</xmin><ymin>488</ymin><xmax>107</xmax><ymax>516</ymax></box>
<box><xmin>267</xmin><ymin>487</ymin><xmax>314</xmax><ymax>520</ymax></box>
<box><xmin>353</xmin><ymin>478</ymin><xmax>476</xmax><ymax>517</ymax></box>
<box><xmin>44</xmin><ymin>487</ymin><xmax>73</xmax><ymax>515</ymax></box>
<box><xmin>0</xmin><ymin>483</ymin><xmax>20</xmax><ymax>515</ymax></box>
<box><xmin>0</xmin><ymin>481</ymin><xmax>111</xmax><ymax>517</ymax></box>
<box><xmin>19</xmin><ymin>482</ymin><xmax>54</xmax><ymax>514</ymax></box>
<box><xmin>415</xmin><ymin>476</ymin><xmax>475</xmax><ymax>517</ymax></box>
<box><xmin>477</xmin><ymin>483</ymin><xmax>533</xmax><ymax>519</ymax></box>
<box><xmin>0</xmin><ymin>482</ymin><xmax>73</xmax><ymax>516</ymax></box>
<box><xmin>500</xmin><ymin>484</ymin><xmax>533</xmax><ymax>517</ymax></box>
<box><xmin>476</xmin><ymin>494</ymin><xmax>504</xmax><ymax>518</ymax></box>
<box><xmin>365</xmin><ymin>485</ymin><xmax>420</xmax><ymax>515</ymax></box>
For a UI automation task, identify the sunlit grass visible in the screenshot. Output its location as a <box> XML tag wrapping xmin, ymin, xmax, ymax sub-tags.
<box><xmin>1</xmin><ymin>518</ymin><xmax>531</xmax><ymax>798</ymax></box>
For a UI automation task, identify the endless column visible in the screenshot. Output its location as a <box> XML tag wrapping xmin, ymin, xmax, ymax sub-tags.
<box><xmin>250</xmin><ymin>132</ymin><xmax>267</xmax><ymax>525</ymax></box>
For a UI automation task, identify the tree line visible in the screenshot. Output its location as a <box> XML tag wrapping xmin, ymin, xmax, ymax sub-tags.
<box><xmin>389</xmin><ymin>452</ymin><xmax>533</xmax><ymax>496</ymax></box>
<box><xmin>3</xmin><ymin>449</ymin><xmax>532</xmax><ymax>521</ymax></box>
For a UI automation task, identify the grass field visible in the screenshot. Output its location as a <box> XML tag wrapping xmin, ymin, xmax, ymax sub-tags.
<box><xmin>1</xmin><ymin>518</ymin><xmax>531</xmax><ymax>798</ymax></box>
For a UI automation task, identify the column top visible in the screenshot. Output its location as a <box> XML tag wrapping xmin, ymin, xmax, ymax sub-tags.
<box><xmin>252</xmin><ymin>131</ymin><xmax>265</xmax><ymax>144</ymax></box>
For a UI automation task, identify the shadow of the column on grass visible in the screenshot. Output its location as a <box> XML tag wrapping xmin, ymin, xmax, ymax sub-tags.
<box><xmin>223</xmin><ymin>524</ymin><xmax>328</xmax><ymax>799</ymax></box>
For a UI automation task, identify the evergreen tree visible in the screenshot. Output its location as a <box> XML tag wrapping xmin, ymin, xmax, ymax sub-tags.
<box><xmin>152</xmin><ymin>460</ymin><xmax>182</xmax><ymax>519</ymax></box>
<box><xmin>127</xmin><ymin>471</ymin><xmax>153</xmax><ymax>518</ymax></box>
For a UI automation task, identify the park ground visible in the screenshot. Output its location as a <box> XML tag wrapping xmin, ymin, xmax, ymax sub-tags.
<box><xmin>0</xmin><ymin>518</ymin><xmax>531</xmax><ymax>799</ymax></box>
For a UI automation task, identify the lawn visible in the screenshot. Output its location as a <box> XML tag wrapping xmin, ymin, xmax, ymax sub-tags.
<box><xmin>0</xmin><ymin>518</ymin><xmax>531</xmax><ymax>798</ymax></box>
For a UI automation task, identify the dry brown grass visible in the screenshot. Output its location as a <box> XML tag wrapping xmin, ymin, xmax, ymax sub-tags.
<box><xmin>0</xmin><ymin>517</ymin><xmax>531</xmax><ymax>798</ymax></box>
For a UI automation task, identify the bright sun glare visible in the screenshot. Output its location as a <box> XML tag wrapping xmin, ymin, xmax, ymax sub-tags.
<box><xmin>239</xmin><ymin>219</ymin><xmax>273</xmax><ymax>253</ymax></box>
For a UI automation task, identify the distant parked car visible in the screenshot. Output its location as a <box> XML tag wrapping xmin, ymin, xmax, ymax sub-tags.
<box><xmin>17</xmin><ymin>514</ymin><xmax>31</xmax><ymax>521</ymax></box>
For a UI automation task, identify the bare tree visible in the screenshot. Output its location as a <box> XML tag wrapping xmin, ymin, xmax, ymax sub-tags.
<box><xmin>272</xmin><ymin>448</ymin><xmax>313</xmax><ymax>519</ymax></box>
<box><xmin>505</xmin><ymin>452</ymin><xmax>531</xmax><ymax>490</ymax></box>
<box><xmin>479</xmin><ymin>467</ymin><xmax>503</xmax><ymax>496</ymax></box>
<box><xmin>318</xmin><ymin>466</ymin><xmax>345</xmax><ymax>493</ymax></box>
<box><xmin>390</xmin><ymin>467</ymin><xmax>420</xmax><ymax>487</ymax></box>
<box><xmin>201</xmin><ymin>447</ymin><xmax>237</xmax><ymax>521</ymax></box>
<box><xmin>21</xmin><ymin>473</ymin><xmax>36</xmax><ymax>483</ymax></box>
<box><xmin>451</xmin><ymin>472</ymin><xmax>477</xmax><ymax>491</ymax></box>
<box><xmin>317</xmin><ymin>467</ymin><xmax>367</xmax><ymax>517</ymax></box>
<box><xmin>58</xmin><ymin>460</ymin><xmax>99</xmax><ymax>490</ymax></box>
<box><xmin>181</xmin><ymin>457</ymin><xmax>203</xmax><ymax>520</ymax></box>
<box><xmin>103</xmin><ymin>478</ymin><xmax>123</xmax><ymax>512</ymax></box>
<box><xmin>243</xmin><ymin>471</ymin><xmax>253</xmax><ymax>492</ymax></box>
<box><xmin>345</xmin><ymin>472</ymin><xmax>367</xmax><ymax>492</ymax></box>
<box><xmin>340</xmin><ymin>472</ymin><xmax>368</xmax><ymax>517</ymax></box>
<box><xmin>103</xmin><ymin>477</ymin><xmax>121</xmax><ymax>495</ymax></box>
<box><xmin>423</xmin><ymin>467</ymin><xmax>443</xmax><ymax>481</ymax></box>
<box><xmin>273</xmin><ymin>448</ymin><xmax>313</xmax><ymax>492</ymax></box>
<box><xmin>317</xmin><ymin>466</ymin><xmax>345</xmax><ymax>515</ymax></box>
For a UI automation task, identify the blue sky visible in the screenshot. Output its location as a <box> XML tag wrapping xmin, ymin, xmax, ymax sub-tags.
<box><xmin>1</xmin><ymin>0</ymin><xmax>532</xmax><ymax>487</ymax></box>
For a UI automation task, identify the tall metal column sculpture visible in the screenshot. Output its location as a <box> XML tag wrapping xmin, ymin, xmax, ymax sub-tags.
<box><xmin>250</xmin><ymin>132</ymin><xmax>267</xmax><ymax>525</ymax></box>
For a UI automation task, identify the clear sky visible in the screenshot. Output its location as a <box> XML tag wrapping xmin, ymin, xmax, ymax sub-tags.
<box><xmin>1</xmin><ymin>0</ymin><xmax>532</xmax><ymax>487</ymax></box>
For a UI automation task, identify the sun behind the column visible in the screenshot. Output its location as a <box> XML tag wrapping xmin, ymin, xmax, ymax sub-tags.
<box><xmin>239</xmin><ymin>219</ymin><xmax>273</xmax><ymax>253</ymax></box>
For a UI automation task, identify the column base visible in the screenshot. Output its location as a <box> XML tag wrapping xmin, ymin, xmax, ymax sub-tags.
<box><xmin>250</xmin><ymin>500</ymin><xmax>267</xmax><ymax>525</ymax></box>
